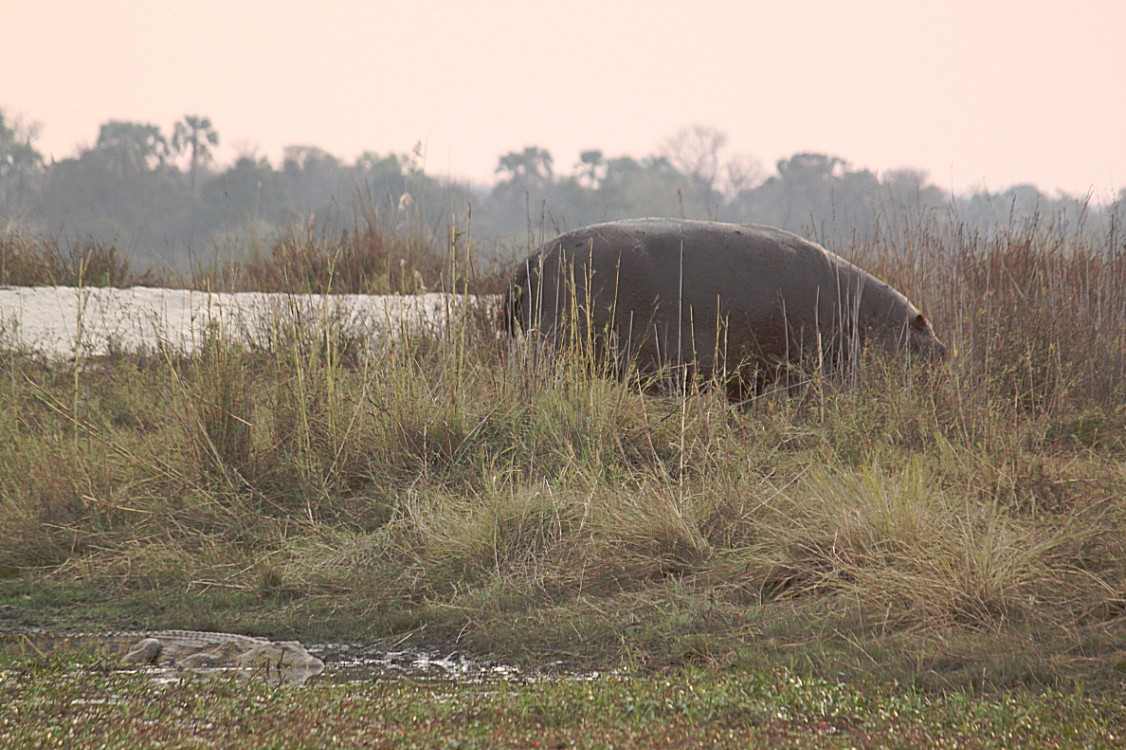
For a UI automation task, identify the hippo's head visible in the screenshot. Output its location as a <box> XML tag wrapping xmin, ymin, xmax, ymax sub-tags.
<box><xmin>903</xmin><ymin>312</ymin><xmax>948</xmax><ymax>361</ymax></box>
<box><xmin>850</xmin><ymin>274</ymin><xmax>947</xmax><ymax>363</ymax></box>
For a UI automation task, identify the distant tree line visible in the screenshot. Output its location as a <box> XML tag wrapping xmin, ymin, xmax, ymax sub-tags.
<box><xmin>1</xmin><ymin>111</ymin><xmax>1122</xmax><ymax>270</ymax></box>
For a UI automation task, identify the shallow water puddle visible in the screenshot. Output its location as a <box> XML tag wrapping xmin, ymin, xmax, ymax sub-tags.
<box><xmin>2</xmin><ymin>630</ymin><xmax>594</xmax><ymax>686</ymax></box>
<box><xmin>307</xmin><ymin>642</ymin><xmax>575</xmax><ymax>684</ymax></box>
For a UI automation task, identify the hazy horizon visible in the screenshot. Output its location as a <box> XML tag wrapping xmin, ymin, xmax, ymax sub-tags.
<box><xmin>4</xmin><ymin>0</ymin><xmax>1124</xmax><ymax>200</ymax></box>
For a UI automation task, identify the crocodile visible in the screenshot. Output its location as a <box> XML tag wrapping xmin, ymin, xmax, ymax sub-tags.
<box><xmin>4</xmin><ymin>629</ymin><xmax>325</xmax><ymax>683</ymax></box>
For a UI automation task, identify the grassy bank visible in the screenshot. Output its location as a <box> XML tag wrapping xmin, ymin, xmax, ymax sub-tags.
<box><xmin>0</xmin><ymin>216</ymin><xmax>1124</xmax><ymax>696</ymax></box>
<box><xmin>3</xmin><ymin>663</ymin><xmax>1123</xmax><ymax>748</ymax></box>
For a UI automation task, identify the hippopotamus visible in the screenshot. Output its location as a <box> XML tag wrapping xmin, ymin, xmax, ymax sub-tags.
<box><xmin>506</xmin><ymin>218</ymin><xmax>946</xmax><ymax>398</ymax></box>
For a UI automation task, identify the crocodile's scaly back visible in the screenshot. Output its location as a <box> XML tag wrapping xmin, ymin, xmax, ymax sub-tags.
<box><xmin>3</xmin><ymin>629</ymin><xmax>325</xmax><ymax>683</ymax></box>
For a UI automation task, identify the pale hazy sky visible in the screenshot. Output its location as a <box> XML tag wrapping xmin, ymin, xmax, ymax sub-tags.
<box><xmin>4</xmin><ymin>0</ymin><xmax>1124</xmax><ymax>199</ymax></box>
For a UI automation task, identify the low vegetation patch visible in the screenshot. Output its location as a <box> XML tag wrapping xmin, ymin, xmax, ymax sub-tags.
<box><xmin>2</xmin><ymin>664</ymin><xmax>1123</xmax><ymax>748</ymax></box>
<box><xmin>0</xmin><ymin>216</ymin><xmax>506</xmax><ymax>295</ymax></box>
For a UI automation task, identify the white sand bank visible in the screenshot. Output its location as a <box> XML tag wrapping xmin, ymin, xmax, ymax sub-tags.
<box><xmin>0</xmin><ymin>286</ymin><xmax>499</xmax><ymax>358</ymax></box>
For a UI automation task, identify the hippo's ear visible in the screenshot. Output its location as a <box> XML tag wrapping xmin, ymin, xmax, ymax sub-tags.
<box><xmin>911</xmin><ymin>313</ymin><xmax>928</xmax><ymax>331</ymax></box>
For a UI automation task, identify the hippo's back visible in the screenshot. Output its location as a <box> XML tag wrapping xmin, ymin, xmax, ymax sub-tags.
<box><xmin>512</xmin><ymin>219</ymin><xmax>844</xmax><ymax>348</ymax></box>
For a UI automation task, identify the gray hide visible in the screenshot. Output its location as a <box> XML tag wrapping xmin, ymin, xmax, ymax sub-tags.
<box><xmin>506</xmin><ymin>219</ymin><xmax>946</xmax><ymax>396</ymax></box>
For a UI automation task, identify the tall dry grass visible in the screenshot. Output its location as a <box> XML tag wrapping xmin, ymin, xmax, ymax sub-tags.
<box><xmin>0</xmin><ymin>212</ymin><xmax>1123</xmax><ymax>687</ymax></box>
<box><xmin>1</xmin><ymin>205</ymin><xmax>508</xmax><ymax>296</ymax></box>
<box><xmin>0</xmin><ymin>232</ymin><xmax>150</xmax><ymax>288</ymax></box>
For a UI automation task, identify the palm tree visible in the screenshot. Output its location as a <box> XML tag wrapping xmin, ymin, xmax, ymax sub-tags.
<box><xmin>172</xmin><ymin>115</ymin><xmax>219</xmax><ymax>192</ymax></box>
